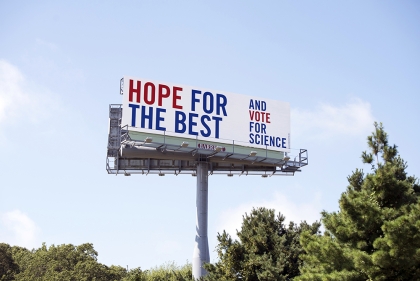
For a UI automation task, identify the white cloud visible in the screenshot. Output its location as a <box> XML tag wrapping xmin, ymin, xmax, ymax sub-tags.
<box><xmin>0</xmin><ymin>210</ymin><xmax>40</xmax><ymax>249</ymax></box>
<box><xmin>292</xmin><ymin>98</ymin><xmax>375</xmax><ymax>140</ymax></box>
<box><xmin>0</xmin><ymin>59</ymin><xmax>59</xmax><ymax>126</ymax></box>
<box><xmin>216</xmin><ymin>191</ymin><xmax>322</xmax><ymax>239</ymax></box>
<box><xmin>0</xmin><ymin>60</ymin><xmax>23</xmax><ymax>122</ymax></box>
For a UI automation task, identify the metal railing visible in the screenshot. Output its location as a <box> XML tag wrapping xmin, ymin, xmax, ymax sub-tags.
<box><xmin>106</xmin><ymin>104</ymin><xmax>308</xmax><ymax>176</ymax></box>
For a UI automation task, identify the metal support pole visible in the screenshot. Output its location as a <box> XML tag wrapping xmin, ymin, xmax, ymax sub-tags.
<box><xmin>192</xmin><ymin>161</ymin><xmax>210</xmax><ymax>280</ymax></box>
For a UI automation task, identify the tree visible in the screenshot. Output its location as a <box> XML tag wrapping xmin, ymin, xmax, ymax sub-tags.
<box><xmin>204</xmin><ymin>207</ymin><xmax>320</xmax><ymax>281</ymax></box>
<box><xmin>297</xmin><ymin>122</ymin><xmax>420</xmax><ymax>280</ymax></box>
<box><xmin>0</xmin><ymin>241</ymin><xmax>194</xmax><ymax>281</ymax></box>
<box><xmin>121</xmin><ymin>267</ymin><xmax>145</xmax><ymax>281</ymax></box>
<box><xmin>0</xmin><ymin>243</ymin><xmax>19</xmax><ymax>281</ymax></box>
<box><xmin>11</xmin><ymin>243</ymin><xmax>128</xmax><ymax>281</ymax></box>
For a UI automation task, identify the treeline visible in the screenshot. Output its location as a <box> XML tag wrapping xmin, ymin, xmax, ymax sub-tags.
<box><xmin>2</xmin><ymin>123</ymin><xmax>420</xmax><ymax>280</ymax></box>
<box><xmin>0</xmin><ymin>215</ymin><xmax>318</xmax><ymax>281</ymax></box>
<box><xmin>0</xmin><ymin>243</ymin><xmax>193</xmax><ymax>281</ymax></box>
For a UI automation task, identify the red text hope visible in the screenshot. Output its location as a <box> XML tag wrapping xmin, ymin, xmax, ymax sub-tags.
<box><xmin>128</xmin><ymin>79</ymin><xmax>183</xmax><ymax>109</ymax></box>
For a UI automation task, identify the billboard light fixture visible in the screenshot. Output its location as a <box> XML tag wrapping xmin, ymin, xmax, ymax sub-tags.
<box><xmin>181</xmin><ymin>142</ymin><xmax>189</xmax><ymax>148</ymax></box>
<box><xmin>227</xmin><ymin>173</ymin><xmax>233</xmax><ymax>177</ymax></box>
<box><xmin>144</xmin><ymin>137</ymin><xmax>153</xmax><ymax>143</ymax></box>
<box><xmin>283</xmin><ymin>156</ymin><xmax>290</xmax><ymax>162</ymax></box>
<box><xmin>159</xmin><ymin>172</ymin><xmax>165</xmax><ymax>176</ymax></box>
<box><xmin>207</xmin><ymin>146</ymin><xmax>223</xmax><ymax>158</ymax></box>
<box><xmin>240</xmin><ymin>151</ymin><xmax>257</xmax><ymax>160</ymax></box>
<box><xmin>124</xmin><ymin>172</ymin><xmax>131</xmax><ymax>176</ymax></box>
<box><xmin>261</xmin><ymin>174</ymin><xmax>268</xmax><ymax>178</ymax></box>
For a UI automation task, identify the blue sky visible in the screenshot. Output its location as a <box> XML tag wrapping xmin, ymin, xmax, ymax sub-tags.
<box><xmin>1</xmin><ymin>1</ymin><xmax>419</xmax><ymax>270</ymax></box>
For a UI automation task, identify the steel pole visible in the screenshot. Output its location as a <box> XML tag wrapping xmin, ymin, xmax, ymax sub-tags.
<box><xmin>192</xmin><ymin>161</ymin><xmax>210</xmax><ymax>280</ymax></box>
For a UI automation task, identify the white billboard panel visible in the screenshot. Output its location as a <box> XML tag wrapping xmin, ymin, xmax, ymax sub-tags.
<box><xmin>121</xmin><ymin>76</ymin><xmax>290</xmax><ymax>152</ymax></box>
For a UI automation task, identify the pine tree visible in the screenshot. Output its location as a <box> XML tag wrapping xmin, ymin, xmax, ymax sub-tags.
<box><xmin>297</xmin><ymin>122</ymin><xmax>420</xmax><ymax>281</ymax></box>
<box><xmin>204</xmin><ymin>207</ymin><xmax>320</xmax><ymax>281</ymax></box>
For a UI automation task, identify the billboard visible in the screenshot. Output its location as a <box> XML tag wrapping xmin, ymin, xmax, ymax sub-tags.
<box><xmin>121</xmin><ymin>76</ymin><xmax>290</xmax><ymax>152</ymax></box>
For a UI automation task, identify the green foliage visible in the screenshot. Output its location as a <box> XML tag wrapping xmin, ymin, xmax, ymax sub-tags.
<box><xmin>0</xmin><ymin>243</ymin><xmax>19</xmax><ymax>281</ymax></box>
<box><xmin>0</xmin><ymin>243</ymin><xmax>192</xmax><ymax>281</ymax></box>
<box><xmin>204</xmin><ymin>207</ymin><xmax>320</xmax><ymax>281</ymax></box>
<box><xmin>298</xmin><ymin>122</ymin><xmax>420</xmax><ymax>281</ymax></box>
<box><xmin>10</xmin><ymin>243</ymin><xmax>127</xmax><ymax>281</ymax></box>
<box><xmin>139</xmin><ymin>261</ymin><xmax>193</xmax><ymax>281</ymax></box>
